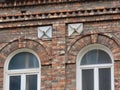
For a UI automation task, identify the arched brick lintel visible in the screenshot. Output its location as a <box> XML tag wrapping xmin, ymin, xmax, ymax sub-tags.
<box><xmin>0</xmin><ymin>39</ymin><xmax>51</xmax><ymax>66</ymax></box>
<box><xmin>67</xmin><ymin>34</ymin><xmax>120</xmax><ymax>64</ymax></box>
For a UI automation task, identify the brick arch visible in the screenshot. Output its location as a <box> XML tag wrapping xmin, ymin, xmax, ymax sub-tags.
<box><xmin>0</xmin><ymin>39</ymin><xmax>51</xmax><ymax>66</ymax></box>
<box><xmin>67</xmin><ymin>34</ymin><xmax>120</xmax><ymax>63</ymax></box>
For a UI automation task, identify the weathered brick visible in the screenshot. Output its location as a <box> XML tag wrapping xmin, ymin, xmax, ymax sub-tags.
<box><xmin>0</xmin><ymin>0</ymin><xmax>120</xmax><ymax>90</ymax></box>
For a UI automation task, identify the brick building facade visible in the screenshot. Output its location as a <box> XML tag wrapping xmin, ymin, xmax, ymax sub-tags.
<box><xmin>0</xmin><ymin>0</ymin><xmax>120</xmax><ymax>90</ymax></box>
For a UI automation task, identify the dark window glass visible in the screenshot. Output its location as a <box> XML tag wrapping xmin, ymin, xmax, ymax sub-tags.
<box><xmin>82</xmin><ymin>69</ymin><xmax>94</xmax><ymax>90</ymax></box>
<box><xmin>26</xmin><ymin>75</ymin><xmax>37</xmax><ymax>90</ymax></box>
<box><xmin>81</xmin><ymin>49</ymin><xmax>112</xmax><ymax>65</ymax></box>
<box><xmin>99</xmin><ymin>68</ymin><xmax>111</xmax><ymax>90</ymax></box>
<box><xmin>0</xmin><ymin>0</ymin><xmax>4</xmax><ymax>2</ymax></box>
<box><xmin>8</xmin><ymin>52</ymin><xmax>39</xmax><ymax>70</ymax></box>
<box><xmin>10</xmin><ymin>76</ymin><xmax>21</xmax><ymax>90</ymax></box>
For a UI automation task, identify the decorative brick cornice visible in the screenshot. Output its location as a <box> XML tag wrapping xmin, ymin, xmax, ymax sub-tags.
<box><xmin>0</xmin><ymin>0</ymin><xmax>79</xmax><ymax>8</ymax></box>
<box><xmin>0</xmin><ymin>7</ymin><xmax>120</xmax><ymax>23</ymax></box>
<box><xmin>0</xmin><ymin>0</ymin><xmax>116</xmax><ymax>8</ymax></box>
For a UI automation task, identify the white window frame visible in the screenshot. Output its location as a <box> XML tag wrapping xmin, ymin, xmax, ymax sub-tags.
<box><xmin>4</xmin><ymin>48</ymin><xmax>41</xmax><ymax>90</ymax></box>
<box><xmin>76</xmin><ymin>44</ymin><xmax>114</xmax><ymax>90</ymax></box>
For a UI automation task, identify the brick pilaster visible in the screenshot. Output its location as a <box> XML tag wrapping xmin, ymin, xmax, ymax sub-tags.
<box><xmin>52</xmin><ymin>23</ymin><xmax>66</xmax><ymax>90</ymax></box>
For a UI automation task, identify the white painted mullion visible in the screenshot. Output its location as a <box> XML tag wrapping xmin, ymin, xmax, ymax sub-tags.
<box><xmin>111</xmin><ymin>66</ymin><xmax>114</xmax><ymax>90</ymax></box>
<box><xmin>6</xmin><ymin>75</ymin><xmax>10</xmax><ymax>90</ymax></box>
<box><xmin>98</xmin><ymin>68</ymin><xmax>99</xmax><ymax>90</ymax></box>
<box><xmin>80</xmin><ymin>64</ymin><xmax>112</xmax><ymax>69</ymax></box>
<box><xmin>77</xmin><ymin>66</ymin><xmax>81</xmax><ymax>90</ymax></box>
<box><xmin>37</xmin><ymin>74</ymin><xmax>40</xmax><ymax>90</ymax></box>
<box><xmin>80</xmin><ymin>69</ymin><xmax>82</xmax><ymax>90</ymax></box>
<box><xmin>7</xmin><ymin>68</ymin><xmax>39</xmax><ymax>75</ymax></box>
<box><xmin>94</xmin><ymin>68</ymin><xmax>99</xmax><ymax>90</ymax></box>
<box><xmin>21</xmin><ymin>74</ymin><xmax>26</xmax><ymax>90</ymax></box>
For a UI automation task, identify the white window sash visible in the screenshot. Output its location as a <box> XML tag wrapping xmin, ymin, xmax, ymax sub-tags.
<box><xmin>76</xmin><ymin>44</ymin><xmax>114</xmax><ymax>90</ymax></box>
<box><xmin>94</xmin><ymin>68</ymin><xmax>99</xmax><ymax>90</ymax></box>
<box><xmin>79</xmin><ymin>66</ymin><xmax>113</xmax><ymax>90</ymax></box>
<box><xmin>80</xmin><ymin>64</ymin><xmax>113</xmax><ymax>69</ymax></box>
<box><xmin>7</xmin><ymin>73</ymin><xmax>39</xmax><ymax>90</ymax></box>
<box><xmin>7</xmin><ymin>68</ymin><xmax>40</xmax><ymax>75</ymax></box>
<box><xmin>21</xmin><ymin>74</ymin><xmax>25</xmax><ymax>90</ymax></box>
<box><xmin>111</xmin><ymin>66</ymin><xmax>114</xmax><ymax>90</ymax></box>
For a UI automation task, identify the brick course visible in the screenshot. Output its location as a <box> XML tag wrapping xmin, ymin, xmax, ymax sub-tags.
<box><xmin>0</xmin><ymin>0</ymin><xmax>120</xmax><ymax>90</ymax></box>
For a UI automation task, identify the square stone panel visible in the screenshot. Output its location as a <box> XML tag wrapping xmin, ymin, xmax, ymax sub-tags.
<box><xmin>38</xmin><ymin>26</ymin><xmax>52</xmax><ymax>39</ymax></box>
<box><xmin>68</xmin><ymin>23</ymin><xmax>83</xmax><ymax>36</ymax></box>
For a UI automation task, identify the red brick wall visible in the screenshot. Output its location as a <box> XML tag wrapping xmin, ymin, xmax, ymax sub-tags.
<box><xmin>0</xmin><ymin>0</ymin><xmax>120</xmax><ymax>90</ymax></box>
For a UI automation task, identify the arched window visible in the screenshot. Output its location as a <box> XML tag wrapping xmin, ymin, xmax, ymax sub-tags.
<box><xmin>76</xmin><ymin>44</ymin><xmax>114</xmax><ymax>90</ymax></box>
<box><xmin>4</xmin><ymin>49</ymin><xmax>40</xmax><ymax>90</ymax></box>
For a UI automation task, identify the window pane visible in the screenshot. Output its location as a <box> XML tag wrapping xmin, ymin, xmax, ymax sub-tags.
<box><xmin>81</xmin><ymin>49</ymin><xmax>111</xmax><ymax>65</ymax></box>
<box><xmin>8</xmin><ymin>52</ymin><xmax>39</xmax><ymax>70</ymax></box>
<box><xmin>81</xmin><ymin>50</ymin><xmax>97</xmax><ymax>65</ymax></box>
<box><xmin>10</xmin><ymin>76</ymin><xmax>21</xmax><ymax>90</ymax></box>
<box><xmin>99</xmin><ymin>68</ymin><xmax>111</xmax><ymax>90</ymax></box>
<box><xmin>98</xmin><ymin>51</ymin><xmax>112</xmax><ymax>64</ymax></box>
<box><xmin>26</xmin><ymin>75</ymin><xmax>37</xmax><ymax>90</ymax></box>
<box><xmin>29</xmin><ymin>54</ymin><xmax>39</xmax><ymax>68</ymax></box>
<box><xmin>82</xmin><ymin>69</ymin><xmax>94</xmax><ymax>90</ymax></box>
